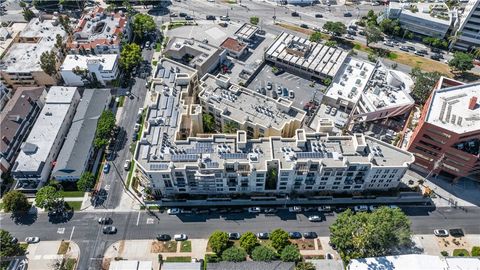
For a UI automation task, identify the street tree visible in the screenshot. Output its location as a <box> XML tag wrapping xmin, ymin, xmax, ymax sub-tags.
<box><xmin>221</xmin><ymin>246</ymin><xmax>247</xmax><ymax>262</ymax></box>
<box><xmin>280</xmin><ymin>245</ymin><xmax>301</xmax><ymax>262</ymax></box>
<box><xmin>329</xmin><ymin>207</ymin><xmax>411</xmax><ymax>261</ymax></box>
<box><xmin>119</xmin><ymin>43</ymin><xmax>142</xmax><ymax>74</ymax></box>
<box><xmin>309</xmin><ymin>31</ymin><xmax>323</xmax><ymax>43</ymax></box>
<box><xmin>35</xmin><ymin>186</ymin><xmax>61</xmax><ymax>209</ymax></box>
<box><xmin>365</xmin><ymin>24</ymin><xmax>383</xmax><ymax>47</ymax></box>
<box><xmin>202</xmin><ymin>114</ymin><xmax>215</xmax><ymax>133</ymax></box>
<box><xmin>132</xmin><ymin>14</ymin><xmax>156</xmax><ymax>41</ymax></box>
<box><xmin>448</xmin><ymin>52</ymin><xmax>474</xmax><ymax>74</ymax></box>
<box><xmin>251</xmin><ymin>245</ymin><xmax>277</xmax><ymax>261</ymax></box>
<box><xmin>77</xmin><ymin>172</ymin><xmax>96</xmax><ymax>192</ymax></box>
<box><xmin>40</xmin><ymin>50</ymin><xmax>57</xmax><ymax>76</ymax></box>
<box><xmin>0</xmin><ymin>229</ymin><xmax>25</xmax><ymax>257</ymax></box>
<box><xmin>409</xmin><ymin>67</ymin><xmax>443</xmax><ymax>104</ymax></box>
<box><xmin>250</xmin><ymin>16</ymin><xmax>259</xmax><ymax>25</ymax></box>
<box><xmin>22</xmin><ymin>8</ymin><xmax>35</xmax><ymax>21</ymax></box>
<box><xmin>322</xmin><ymin>21</ymin><xmax>347</xmax><ymax>36</ymax></box>
<box><xmin>208</xmin><ymin>231</ymin><xmax>229</xmax><ymax>255</ymax></box>
<box><xmin>269</xmin><ymin>228</ymin><xmax>290</xmax><ymax>252</ymax></box>
<box><xmin>239</xmin><ymin>231</ymin><xmax>258</xmax><ymax>254</ymax></box>
<box><xmin>94</xmin><ymin>110</ymin><xmax>116</xmax><ymax>148</ymax></box>
<box><xmin>2</xmin><ymin>191</ymin><xmax>31</xmax><ymax>213</ymax></box>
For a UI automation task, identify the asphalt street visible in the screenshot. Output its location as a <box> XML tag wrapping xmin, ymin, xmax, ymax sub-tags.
<box><xmin>1</xmin><ymin>206</ymin><xmax>479</xmax><ymax>269</ymax></box>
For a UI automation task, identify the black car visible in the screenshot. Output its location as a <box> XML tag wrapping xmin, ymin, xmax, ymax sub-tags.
<box><xmin>103</xmin><ymin>226</ymin><xmax>117</xmax><ymax>234</ymax></box>
<box><xmin>289</xmin><ymin>232</ymin><xmax>302</xmax><ymax>239</ymax></box>
<box><xmin>206</xmin><ymin>15</ymin><xmax>215</xmax><ymax>20</ymax></box>
<box><xmin>344</xmin><ymin>12</ymin><xmax>352</xmax><ymax>17</ymax></box>
<box><xmin>185</xmin><ymin>15</ymin><xmax>194</xmax><ymax>20</ymax></box>
<box><xmin>449</xmin><ymin>228</ymin><xmax>464</xmax><ymax>237</ymax></box>
<box><xmin>179</xmin><ymin>12</ymin><xmax>187</xmax><ymax>17</ymax></box>
<box><xmin>132</xmin><ymin>133</ymin><xmax>137</xmax><ymax>141</ymax></box>
<box><xmin>156</xmin><ymin>234</ymin><xmax>171</xmax><ymax>241</ymax></box>
<box><xmin>300</xmin><ymin>24</ymin><xmax>309</xmax><ymax>29</ymax></box>
<box><xmin>228</xmin><ymin>233</ymin><xmax>241</xmax><ymax>240</ymax></box>
<box><xmin>303</xmin><ymin>232</ymin><xmax>318</xmax><ymax>239</ymax></box>
<box><xmin>315</xmin><ymin>14</ymin><xmax>323</xmax><ymax>18</ymax></box>
<box><xmin>430</xmin><ymin>54</ymin><xmax>441</xmax><ymax>61</ymax></box>
<box><xmin>291</xmin><ymin>11</ymin><xmax>299</xmax><ymax>17</ymax></box>
<box><xmin>98</xmin><ymin>217</ymin><xmax>113</xmax><ymax>225</ymax></box>
<box><xmin>431</xmin><ymin>48</ymin><xmax>441</xmax><ymax>53</ymax></box>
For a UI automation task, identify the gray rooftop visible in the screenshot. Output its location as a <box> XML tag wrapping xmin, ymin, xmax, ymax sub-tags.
<box><xmin>199</xmin><ymin>74</ymin><xmax>305</xmax><ymax>130</ymax></box>
<box><xmin>234</xmin><ymin>23</ymin><xmax>259</xmax><ymax>40</ymax></box>
<box><xmin>265</xmin><ymin>32</ymin><xmax>348</xmax><ymax>78</ymax></box>
<box><xmin>52</xmin><ymin>89</ymin><xmax>111</xmax><ymax>179</ymax></box>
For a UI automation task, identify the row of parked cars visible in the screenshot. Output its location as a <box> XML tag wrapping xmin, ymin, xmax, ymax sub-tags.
<box><xmin>155</xmin><ymin>231</ymin><xmax>320</xmax><ymax>243</ymax></box>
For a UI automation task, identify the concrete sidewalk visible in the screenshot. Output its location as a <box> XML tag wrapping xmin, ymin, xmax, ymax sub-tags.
<box><xmin>25</xmin><ymin>240</ymin><xmax>80</xmax><ymax>270</ymax></box>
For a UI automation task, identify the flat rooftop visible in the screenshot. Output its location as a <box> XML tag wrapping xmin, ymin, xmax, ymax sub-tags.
<box><xmin>426</xmin><ymin>79</ymin><xmax>480</xmax><ymax>134</ymax></box>
<box><xmin>137</xmin><ymin>130</ymin><xmax>413</xmax><ymax>173</ymax></box>
<box><xmin>165</xmin><ymin>37</ymin><xmax>223</xmax><ymax>68</ymax></box>
<box><xmin>360</xmin><ymin>62</ymin><xmax>414</xmax><ymax>112</ymax></box>
<box><xmin>326</xmin><ymin>58</ymin><xmax>375</xmax><ymax>104</ymax></box>
<box><xmin>61</xmin><ymin>54</ymin><xmax>118</xmax><ymax>71</ymax></box>
<box><xmin>348</xmin><ymin>254</ymin><xmax>480</xmax><ymax>270</ymax></box>
<box><xmin>0</xmin><ymin>18</ymin><xmax>66</xmax><ymax>73</ymax></box>
<box><xmin>234</xmin><ymin>23</ymin><xmax>259</xmax><ymax>40</ymax></box>
<box><xmin>13</xmin><ymin>87</ymin><xmax>77</xmax><ymax>173</ymax></box>
<box><xmin>391</xmin><ymin>2</ymin><xmax>453</xmax><ymax>25</ymax></box>
<box><xmin>136</xmin><ymin>59</ymin><xmax>197</xmax><ymax>170</ymax></box>
<box><xmin>199</xmin><ymin>74</ymin><xmax>306</xmax><ymax>130</ymax></box>
<box><xmin>69</xmin><ymin>7</ymin><xmax>127</xmax><ymax>50</ymax></box>
<box><xmin>265</xmin><ymin>32</ymin><xmax>348</xmax><ymax>78</ymax></box>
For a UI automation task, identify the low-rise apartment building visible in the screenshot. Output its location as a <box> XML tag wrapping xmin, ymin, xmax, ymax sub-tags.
<box><xmin>0</xmin><ymin>17</ymin><xmax>67</xmax><ymax>89</ymax></box>
<box><xmin>407</xmin><ymin>77</ymin><xmax>480</xmax><ymax>180</ymax></box>
<box><xmin>265</xmin><ymin>32</ymin><xmax>348</xmax><ymax>81</ymax></box>
<box><xmin>0</xmin><ymin>87</ymin><xmax>46</xmax><ymax>174</ymax></box>
<box><xmin>60</xmin><ymin>54</ymin><xmax>119</xmax><ymax>86</ymax></box>
<box><xmin>135</xmin><ymin>59</ymin><xmax>414</xmax><ymax>198</ymax></box>
<box><xmin>52</xmin><ymin>89</ymin><xmax>111</xmax><ymax>181</ymax></box>
<box><xmin>450</xmin><ymin>0</ymin><xmax>480</xmax><ymax>51</ymax></box>
<box><xmin>199</xmin><ymin>74</ymin><xmax>305</xmax><ymax>139</ymax></box>
<box><xmin>384</xmin><ymin>2</ymin><xmax>454</xmax><ymax>38</ymax></box>
<box><xmin>67</xmin><ymin>7</ymin><xmax>130</xmax><ymax>54</ymax></box>
<box><xmin>11</xmin><ymin>87</ymin><xmax>80</xmax><ymax>190</ymax></box>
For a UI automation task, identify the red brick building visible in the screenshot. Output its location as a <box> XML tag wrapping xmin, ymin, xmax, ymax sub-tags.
<box><xmin>407</xmin><ymin>77</ymin><xmax>480</xmax><ymax>181</ymax></box>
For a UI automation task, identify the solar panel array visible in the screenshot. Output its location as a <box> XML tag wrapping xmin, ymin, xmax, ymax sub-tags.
<box><xmin>150</xmin><ymin>163</ymin><xmax>169</xmax><ymax>170</ymax></box>
<box><xmin>171</xmin><ymin>154</ymin><xmax>199</xmax><ymax>162</ymax></box>
<box><xmin>296</xmin><ymin>152</ymin><xmax>325</xmax><ymax>159</ymax></box>
<box><xmin>205</xmin><ymin>162</ymin><xmax>220</xmax><ymax>168</ymax></box>
<box><xmin>220</xmin><ymin>153</ymin><xmax>248</xmax><ymax>159</ymax></box>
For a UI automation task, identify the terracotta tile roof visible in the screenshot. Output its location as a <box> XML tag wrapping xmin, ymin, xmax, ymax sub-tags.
<box><xmin>220</xmin><ymin>37</ymin><xmax>246</xmax><ymax>53</ymax></box>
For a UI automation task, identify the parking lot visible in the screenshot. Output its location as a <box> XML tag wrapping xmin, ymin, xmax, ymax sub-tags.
<box><xmin>248</xmin><ymin>64</ymin><xmax>326</xmax><ymax>109</ymax></box>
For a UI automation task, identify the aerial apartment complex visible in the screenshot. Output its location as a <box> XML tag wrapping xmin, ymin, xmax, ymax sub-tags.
<box><xmin>407</xmin><ymin>77</ymin><xmax>480</xmax><ymax>180</ymax></box>
<box><xmin>135</xmin><ymin>59</ymin><xmax>414</xmax><ymax>198</ymax></box>
<box><xmin>450</xmin><ymin>0</ymin><xmax>480</xmax><ymax>51</ymax></box>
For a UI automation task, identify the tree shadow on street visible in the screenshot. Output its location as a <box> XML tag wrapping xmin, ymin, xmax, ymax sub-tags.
<box><xmin>11</xmin><ymin>210</ymin><xmax>37</xmax><ymax>225</ymax></box>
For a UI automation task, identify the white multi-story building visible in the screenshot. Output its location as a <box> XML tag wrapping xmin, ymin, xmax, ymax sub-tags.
<box><xmin>450</xmin><ymin>0</ymin><xmax>480</xmax><ymax>51</ymax></box>
<box><xmin>60</xmin><ymin>54</ymin><xmax>119</xmax><ymax>86</ymax></box>
<box><xmin>135</xmin><ymin>59</ymin><xmax>414</xmax><ymax>198</ymax></box>
<box><xmin>11</xmin><ymin>87</ymin><xmax>80</xmax><ymax>190</ymax></box>
<box><xmin>383</xmin><ymin>2</ymin><xmax>454</xmax><ymax>38</ymax></box>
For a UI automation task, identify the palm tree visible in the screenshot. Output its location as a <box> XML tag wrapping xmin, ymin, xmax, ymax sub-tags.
<box><xmin>448</xmin><ymin>32</ymin><xmax>461</xmax><ymax>52</ymax></box>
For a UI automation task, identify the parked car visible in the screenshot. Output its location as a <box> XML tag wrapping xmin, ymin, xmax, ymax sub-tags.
<box><xmin>407</xmin><ymin>46</ymin><xmax>416</xmax><ymax>51</ymax></box>
<box><xmin>288</xmin><ymin>232</ymin><xmax>302</xmax><ymax>239</ymax></box>
<box><xmin>354</xmin><ymin>205</ymin><xmax>368</xmax><ymax>212</ymax></box>
<box><xmin>220</xmin><ymin>16</ymin><xmax>230</xmax><ymax>21</ymax></box>
<box><xmin>330</xmin><ymin>107</ymin><xmax>337</xmax><ymax>116</ymax></box>
<box><xmin>433</xmin><ymin>229</ymin><xmax>449</xmax><ymax>237</ymax></box>
<box><xmin>174</xmin><ymin>234</ymin><xmax>188</xmax><ymax>241</ymax></box>
<box><xmin>103</xmin><ymin>226</ymin><xmax>117</xmax><ymax>234</ymax></box>
<box><xmin>345</xmin><ymin>34</ymin><xmax>354</xmax><ymax>40</ymax></box>
<box><xmin>206</xmin><ymin>15</ymin><xmax>215</xmax><ymax>20</ymax></box>
<box><xmin>156</xmin><ymin>234</ymin><xmax>171</xmax><ymax>241</ymax></box>
<box><xmin>399</xmin><ymin>46</ymin><xmax>409</xmax><ymax>52</ymax></box>
<box><xmin>179</xmin><ymin>12</ymin><xmax>187</xmax><ymax>17</ymax></box>
<box><xmin>300</xmin><ymin>24</ymin><xmax>309</xmax><ymax>29</ymax></box>
<box><xmin>264</xmin><ymin>208</ymin><xmax>277</xmax><ymax>214</ymax></box>
<box><xmin>389</xmin><ymin>205</ymin><xmax>399</xmax><ymax>209</ymax></box>
<box><xmin>291</xmin><ymin>11</ymin><xmax>299</xmax><ymax>17</ymax></box>
<box><xmin>368</xmin><ymin>205</ymin><xmax>377</xmax><ymax>212</ymax></box>
<box><xmin>134</xmin><ymin>123</ymin><xmax>140</xmax><ymax>133</ymax></box>
<box><xmin>303</xmin><ymin>232</ymin><xmax>318</xmax><ymax>239</ymax></box>
<box><xmin>103</xmin><ymin>163</ymin><xmax>110</xmax><ymax>174</ymax></box>
<box><xmin>185</xmin><ymin>15</ymin><xmax>194</xmax><ymax>20</ymax></box>
<box><xmin>24</xmin><ymin>237</ymin><xmax>40</xmax><ymax>244</ymax></box>
<box><xmin>256</xmin><ymin>232</ymin><xmax>269</xmax><ymax>239</ymax></box>
<box><xmin>325</xmin><ymin>105</ymin><xmax>332</xmax><ymax>114</ymax></box>
<box><xmin>318</xmin><ymin>206</ymin><xmax>332</xmax><ymax>212</ymax></box>
<box><xmin>315</xmin><ymin>13</ymin><xmax>323</xmax><ymax>18</ymax></box>
<box><xmin>344</xmin><ymin>12</ymin><xmax>352</xmax><ymax>17</ymax></box>
<box><xmin>124</xmin><ymin>160</ymin><xmax>131</xmax><ymax>171</ymax></box>
<box><xmin>98</xmin><ymin>217</ymin><xmax>112</xmax><ymax>224</ymax></box>
<box><xmin>228</xmin><ymin>233</ymin><xmax>241</xmax><ymax>240</ymax></box>
<box><xmin>132</xmin><ymin>132</ymin><xmax>137</xmax><ymax>142</ymax></box>
<box><xmin>248</xmin><ymin>207</ymin><xmax>261</xmax><ymax>213</ymax></box>
<box><xmin>167</xmin><ymin>208</ymin><xmax>180</xmax><ymax>215</ymax></box>
<box><xmin>266</xmin><ymin>81</ymin><xmax>272</xmax><ymax>90</ymax></box>
<box><xmin>383</xmin><ymin>41</ymin><xmax>394</xmax><ymax>47</ymax></box>
<box><xmin>288</xmin><ymin>206</ymin><xmax>302</xmax><ymax>213</ymax></box>
<box><xmin>170</xmin><ymin>12</ymin><xmax>178</xmax><ymax>17</ymax></box>
<box><xmin>308</xmin><ymin>215</ymin><xmax>322</xmax><ymax>222</ymax></box>
<box><xmin>289</xmin><ymin>90</ymin><xmax>295</xmax><ymax>99</ymax></box>
<box><xmin>431</xmin><ymin>48</ymin><xmax>442</xmax><ymax>53</ymax></box>
<box><xmin>276</xmin><ymin>86</ymin><xmax>283</xmax><ymax>95</ymax></box>
<box><xmin>449</xmin><ymin>228</ymin><xmax>464</xmax><ymax>237</ymax></box>
<box><xmin>430</xmin><ymin>54</ymin><xmax>442</xmax><ymax>61</ymax></box>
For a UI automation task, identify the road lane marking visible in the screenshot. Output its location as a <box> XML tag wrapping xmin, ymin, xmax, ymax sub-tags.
<box><xmin>146</xmin><ymin>218</ymin><xmax>154</xmax><ymax>224</ymax></box>
<box><xmin>57</xmin><ymin>228</ymin><xmax>65</xmax><ymax>234</ymax></box>
<box><xmin>136</xmin><ymin>211</ymin><xmax>141</xmax><ymax>226</ymax></box>
<box><xmin>69</xmin><ymin>226</ymin><xmax>75</xmax><ymax>241</ymax></box>
<box><xmin>104</xmin><ymin>184</ymin><xmax>110</xmax><ymax>191</ymax></box>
